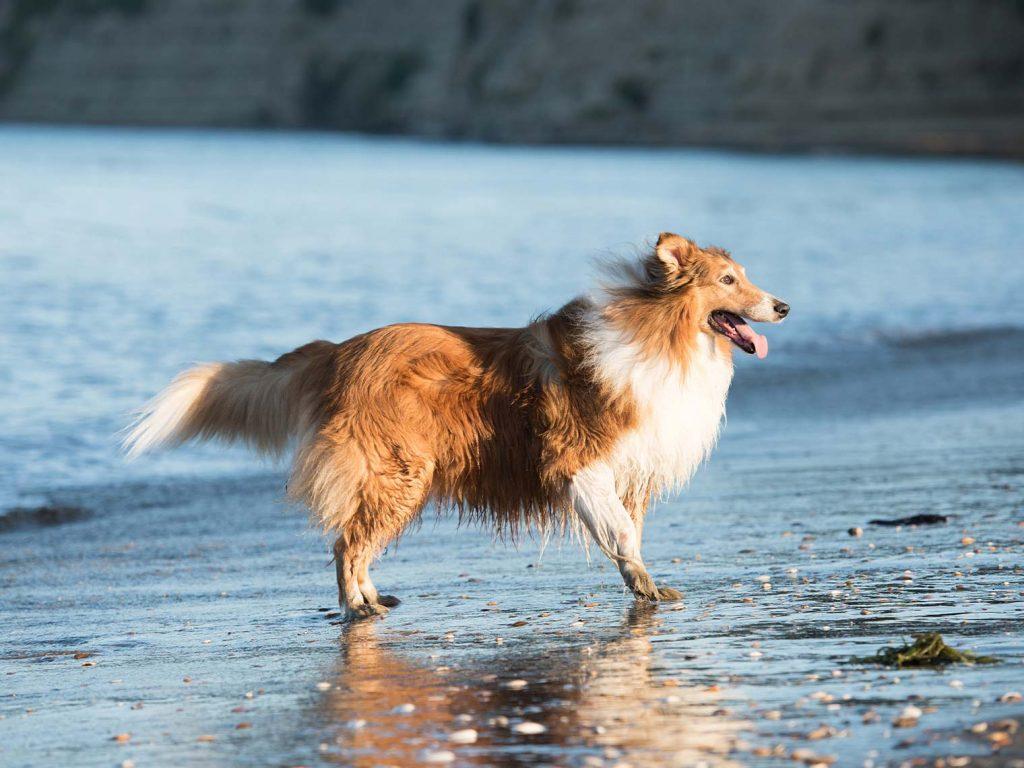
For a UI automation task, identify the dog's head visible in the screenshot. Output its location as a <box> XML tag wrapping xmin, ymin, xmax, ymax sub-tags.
<box><xmin>651</xmin><ymin>232</ymin><xmax>789</xmax><ymax>358</ymax></box>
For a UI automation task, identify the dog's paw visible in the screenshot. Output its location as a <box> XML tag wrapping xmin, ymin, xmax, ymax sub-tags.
<box><xmin>377</xmin><ymin>594</ymin><xmax>401</xmax><ymax>608</ymax></box>
<box><xmin>627</xmin><ymin>570</ymin><xmax>661</xmax><ymax>602</ymax></box>
<box><xmin>344</xmin><ymin>602</ymin><xmax>389</xmax><ymax>622</ymax></box>
<box><xmin>654</xmin><ymin>584</ymin><xmax>683</xmax><ymax>602</ymax></box>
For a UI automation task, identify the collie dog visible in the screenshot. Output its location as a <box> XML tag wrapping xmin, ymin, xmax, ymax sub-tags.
<box><xmin>125</xmin><ymin>233</ymin><xmax>788</xmax><ymax>620</ymax></box>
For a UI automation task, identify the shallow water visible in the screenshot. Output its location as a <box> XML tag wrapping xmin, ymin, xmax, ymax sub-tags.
<box><xmin>0</xmin><ymin>126</ymin><xmax>1022</xmax><ymax>767</ymax></box>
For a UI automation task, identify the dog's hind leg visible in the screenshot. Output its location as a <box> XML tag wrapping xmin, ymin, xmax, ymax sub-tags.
<box><xmin>572</xmin><ymin>463</ymin><xmax>679</xmax><ymax>602</ymax></box>
<box><xmin>338</xmin><ymin>458</ymin><xmax>433</xmax><ymax>620</ymax></box>
<box><xmin>333</xmin><ymin>530</ymin><xmax>396</xmax><ymax>621</ymax></box>
<box><xmin>340</xmin><ymin>515</ymin><xmax>418</xmax><ymax>620</ymax></box>
<box><xmin>356</xmin><ymin>562</ymin><xmax>401</xmax><ymax>609</ymax></box>
<box><xmin>332</xmin><ymin>535</ymin><xmax>375</xmax><ymax>619</ymax></box>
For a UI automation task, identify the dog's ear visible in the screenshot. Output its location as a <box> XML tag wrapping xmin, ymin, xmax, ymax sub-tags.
<box><xmin>654</xmin><ymin>232</ymin><xmax>698</xmax><ymax>279</ymax></box>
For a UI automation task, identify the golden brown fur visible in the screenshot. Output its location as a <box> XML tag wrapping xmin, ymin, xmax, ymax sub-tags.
<box><xmin>125</xmin><ymin>233</ymin><xmax>787</xmax><ymax>620</ymax></box>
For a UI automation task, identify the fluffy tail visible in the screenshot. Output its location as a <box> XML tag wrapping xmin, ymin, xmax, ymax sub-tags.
<box><xmin>123</xmin><ymin>342</ymin><xmax>332</xmax><ymax>460</ymax></box>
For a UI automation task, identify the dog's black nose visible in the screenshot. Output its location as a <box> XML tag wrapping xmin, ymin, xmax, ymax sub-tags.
<box><xmin>774</xmin><ymin>301</ymin><xmax>790</xmax><ymax>318</ymax></box>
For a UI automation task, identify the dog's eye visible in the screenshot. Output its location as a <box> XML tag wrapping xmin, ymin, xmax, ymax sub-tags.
<box><xmin>720</xmin><ymin>275</ymin><xmax>735</xmax><ymax>285</ymax></box>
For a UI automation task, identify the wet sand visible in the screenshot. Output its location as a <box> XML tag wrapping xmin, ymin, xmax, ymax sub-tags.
<box><xmin>3</xmin><ymin>338</ymin><xmax>1022</xmax><ymax>768</ymax></box>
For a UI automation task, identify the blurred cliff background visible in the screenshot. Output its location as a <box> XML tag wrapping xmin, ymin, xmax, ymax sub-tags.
<box><xmin>1</xmin><ymin>0</ymin><xmax>1022</xmax><ymax>156</ymax></box>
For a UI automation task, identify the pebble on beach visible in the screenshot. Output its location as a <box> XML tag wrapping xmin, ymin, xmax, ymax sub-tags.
<box><xmin>448</xmin><ymin>728</ymin><xmax>478</xmax><ymax>744</ymax></box>
<box><xmin>512</xmin><ymin>721</ymin><xmax>546</xmax><ymax>735</ymax></box>
<box><xmin>893</xmin><ymin>705</ymin><xmax>922</xmax><ymax>728</ymax></box>
<box><xmin>419</xmin><ymin>749</ymin><xmax>456</xmax><ymax>763</ymax></box>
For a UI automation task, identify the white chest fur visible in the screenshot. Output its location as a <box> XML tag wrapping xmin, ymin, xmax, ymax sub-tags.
<box><xmin>586</xmin><ymin>321</ymin><xmax>734</xmax><ymax>496</ymax></box>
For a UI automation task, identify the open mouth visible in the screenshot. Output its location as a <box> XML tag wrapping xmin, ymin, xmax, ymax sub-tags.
<box><xmin>708</xmin><ymin>310</ymin><xmax>768</xmax><ymax>359</ymax></box>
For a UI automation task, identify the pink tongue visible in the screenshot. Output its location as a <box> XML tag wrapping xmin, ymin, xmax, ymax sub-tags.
<box><xmin>735</xmin><ymin>321</ymin><xmax>768</xmax><ymax>359</ymax></box>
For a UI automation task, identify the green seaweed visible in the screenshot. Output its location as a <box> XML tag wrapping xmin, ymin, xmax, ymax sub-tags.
<box><xmin>853</xmin><ymin>633</ymin><xmax>998</xmax><ymax>668</ymax></box>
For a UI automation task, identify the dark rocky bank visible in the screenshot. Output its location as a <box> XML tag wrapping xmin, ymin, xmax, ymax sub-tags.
<box><xmin>1</xmin><ymin>1</ymin><xmax>1023</xmax><ymax>155</ymax></box>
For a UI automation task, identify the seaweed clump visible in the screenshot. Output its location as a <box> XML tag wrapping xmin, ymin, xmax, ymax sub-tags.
<box><xmin>854</xmin><ymin>633</ymin><xmax>998</xmax><ymax>668</ymax></box>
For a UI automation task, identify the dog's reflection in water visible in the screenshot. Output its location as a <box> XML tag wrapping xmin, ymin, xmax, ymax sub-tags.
<box><xmin>317</xmin><ymin>605</ymin><xmax>747</xmax><ymax>767</ymax></box>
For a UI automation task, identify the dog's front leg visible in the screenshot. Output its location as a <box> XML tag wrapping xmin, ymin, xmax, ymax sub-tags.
<box><xmin>571</xmin><ymin>464</ymin><xmax>679</xmax><ymax>602</ymax></box>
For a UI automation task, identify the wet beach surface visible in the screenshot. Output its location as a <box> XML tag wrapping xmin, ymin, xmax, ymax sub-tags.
<box><xmin>1</xmin><ymin>126</ymin><xmax>1023</xmax><ymax>766</ymax></box>
<box><xmin>4</xmin><ymin>338</ymin><xmax>1023</xmax><ymax>768</ymax></box>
